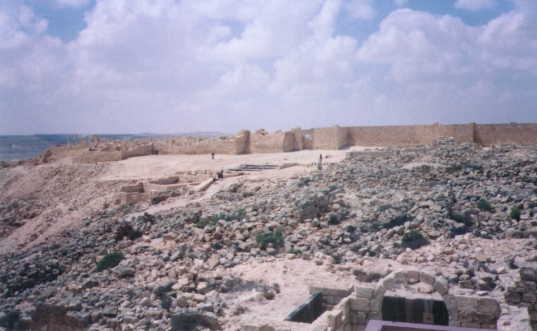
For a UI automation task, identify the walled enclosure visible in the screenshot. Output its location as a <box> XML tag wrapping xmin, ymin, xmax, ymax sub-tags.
<box><xmin>243</xmin><ymin>268</ymin><xmax>525</xmax><ymax>331</ymax></box>
<box><xmin>72</xmin><ymin>122</ymin><xmax>537</xmax><ymax>163</ymax></box>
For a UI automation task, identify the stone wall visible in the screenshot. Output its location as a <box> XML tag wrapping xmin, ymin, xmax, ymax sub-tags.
<box><xmin>250</xmin><ymin>130</ymin><xmax>296</xmax><ymax>153</ymax></box>
<box><xmin>120</xmin><ymin>144</ymin><xmax>155</xmax><ymax>160</ymax></box>
<box><xmin>312</xmin><ymin>127</ymin><xmax>349</xmax><ymax>150</ymax></box>
<box><xmin>155</xmin><ymin>136</ymin><xmax>243</xmax><ymax>155</ymax></box>
<box><xmin>75</xmin><ymin>151</ymin><xmax>122</xmax><ymax>163</ymax></box>
<box><xmin>303</xmin><ymin>269</ymin><xmax>504</xmax><ymax>331</ymax></box>
<box><xmin>475</xmin><ymin>123</ymin><xmax>537</xmax><ymax>146</ymax></box>
<box><xmin>505</xmin><ymin>265</ymin><xmax>537</xmax><ymax>328</ymax></box>
<box><xmin>346</xmin><ymin>124</ymin><xmax>475</xmax><ymax>147</ymax></box>
<box><xmin>70</xmin><ymin>122</ymin><xmax>537</xmax><ymax>164</ymax></box>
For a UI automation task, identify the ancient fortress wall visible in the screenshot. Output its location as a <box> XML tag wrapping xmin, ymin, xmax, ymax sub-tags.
<box><xmin>71</xmin><ymin>122</ymin><xmax>537</xmax><ymax>163</ymax></box>
<box><xmin>249</xmin><ymin>131</ymin><xmax>296</xmax><ymax>153</ymax></box>
<box><xmin>154</xmin><ymin>136</ymin><xmax>242</xmax><ymax>155</ymax></box>
<box><xmin>475</xmin><ymin>123</ymin><xmax>537</xmax><ymax>146</ymax></box>
<box><xmin>346</xmin><ymin>123</ymin><xmax>475</xmax><ymax>146</ymax></box>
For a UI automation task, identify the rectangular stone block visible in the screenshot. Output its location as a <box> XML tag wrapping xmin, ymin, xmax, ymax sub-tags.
<box><xmin>350</xmin><ymin>298</ymin><xmax>371</xmax><ymax>312</ymax></box>
<box><xmin>355</xmin><ymin>312</ymin><xmax>368</xmax><ymax>325</ymax></box>
<box><xmin>354</xmin><ymin>285</ymin><xmax>375</xmax><ymax>299</ymax></box>
<box><xmin>456</xmin><ymin>295</ymin><xmax>478</xmax><ymax>313</ymax></box>
<box><xmin>434</xmin><ymin>276</ymin><xmax>449</xmax><ymax>295</ymax></box>
<box><xmin>524</xmin><ymin>292</ymin><xmax>537</xmax><ymax>304</ymax></box>
<box><xmin>407</xmin><ymin>270</ymin><xmax>420</xmax><ymax>284</ymax></box>
<box><xmin>420</xmin><ymin>271</ymin><xmax>436</xmax><ymax>286</ymax></box>
<box><xmin>477</xmin><ymin>298</ymin><xmax>500</xmax><ymax>315</ymax></box>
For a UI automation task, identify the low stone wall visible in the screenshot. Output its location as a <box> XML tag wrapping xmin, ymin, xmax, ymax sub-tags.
<box><xmin>249</xmin><ymin>268</ymin><xmax>508</xmax><ymax>331</ymax></box>
<box><xmin>75</xmin><ymin>151</ymin><xmax>122</xmax><ymax>163</ymax></box>
<box><xmin>120</xmin><ymin>144</ymin><xmax>155</xmax><ymax>160</ymax></box>
<box><xmin>505</xmin><ymin>265</ymin><xmax>537</xmax><ymax>328</ymax></box>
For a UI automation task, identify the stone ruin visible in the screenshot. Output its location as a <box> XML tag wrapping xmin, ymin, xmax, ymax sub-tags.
<box><xmin>38</xmin><ymin>122</ymin><xmax>537</xmax><ymax>164</ymax></box>
<box><xmin>243</xmin><ymin>267</ymin><xmax>537</xmax><ymax>331</ymax></box>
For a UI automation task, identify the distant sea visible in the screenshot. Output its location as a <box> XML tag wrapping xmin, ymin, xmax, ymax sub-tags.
<box><xmin>0</xmin><ymin>132</ymin><xmax>227</xmax><ymax>162</ymax></box>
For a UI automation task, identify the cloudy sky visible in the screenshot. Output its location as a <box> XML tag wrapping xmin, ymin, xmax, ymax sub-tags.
<box><xmin>1</xmin><ymin>0</ymin><xmax>536</xmax><ymax>134</ymax></box>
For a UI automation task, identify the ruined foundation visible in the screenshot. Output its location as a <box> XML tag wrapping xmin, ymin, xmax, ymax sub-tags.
<box><xmin>242</xmin><ymin>268</ymin><xmax>532</xmax><ymax>331</ymax></box>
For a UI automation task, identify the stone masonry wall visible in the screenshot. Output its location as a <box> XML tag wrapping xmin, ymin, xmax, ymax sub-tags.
<box><xmin>71</xmin><ymin>122</ymin><xmax>537</xmax><ymax>163</ymax></box>
<box><xmin>346</xmin><ymin>124</ymin><xmax>475</xmax><ymax>147</ymax></box>
<box><xmin>120</xmin><ymin>144</ymin><xmax>154</xmax><ymax>160</ymax></box>
<box><xmin>250</xmin><ymin>131</ymin><xmax>296</xmax><ymax>153</ymax></box>
<box><xmin>475</xmin><ymin>123</ymin><xmax>537</xmax><ymax>146</ymax></box>
<box><xmin>312</xmin><ymin>127</ymin><xmax>349</xmax><ymax>150</ymax></box>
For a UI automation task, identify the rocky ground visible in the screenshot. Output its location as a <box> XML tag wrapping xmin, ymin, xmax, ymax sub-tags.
<box><xmin>1</xmin><ymin>138</ymin><xmax>537</xmax><ymax>330</ymax></box>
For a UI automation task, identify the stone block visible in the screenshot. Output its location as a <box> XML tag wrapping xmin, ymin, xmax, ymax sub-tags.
<box><xmin>477</xmin><ymin>298</ymin><xmax>500</xmax><ymax>316</ymax></box>
<box><xmin>434</xmin><ymin>276</ymin><xmax>449</xmax><ymax>295</ymax></box>
<box><xmin>420</xmin><ymin>271</ymin><xmax>436</xmax><ymax>286</ymax></box>
<box><xmin>406</xmin><ymin>270</ymin><xmax>420</xmax><ymax>284</ymax></box>
<box><xmin>350</xmin><ymin>298</ymin><xmax>371</xmax><ymax>312</ymax></box>
<box><xmin>354</xmin><ymin>285</ymin><xmax>375</xmax><ymax>299</ymax></box>
<box><xmin>520</xmin><ymin>267</ymin><xmax>537</xmax><ymax>282</ymax></box>
<box><xmin>368</xmin><ymin>310</ymin><xmax>381</xmax><ymax>320</ymax></box>
<box><xmin>523</xmin><ymin>292</ymin><xmax>537</xmax><ymax>304</ymax></box>
<box><xmin>382</xmin><ymin>275</ymin><xmax>398</xmax><ymax>291</ymax></box>
<box><xmin>456</xmin><ymin>295</ymin><xmax>478</xmax><ymax>313</ymax></box>
<box><xmin>355</xmin><ymin>312</ymin><xmax>368</xmax><ymax>325</ymax></box>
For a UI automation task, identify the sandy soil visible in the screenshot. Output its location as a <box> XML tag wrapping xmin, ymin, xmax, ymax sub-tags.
<box><xmin>99</xmin><ymin>147</ymin><xmax>374</xmax><ymax>182</ymax></box>
<box><xmin>0</xmin><ymin>147</ymin><xmax>376</xmax><ymax>255</ymax></box>
<box><xmin>216</xmin><ymin>258</ymin><xmax>355</xmax><ymax>330</ymax></box>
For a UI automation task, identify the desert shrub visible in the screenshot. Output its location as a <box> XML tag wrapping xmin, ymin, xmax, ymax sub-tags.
<box><xmin>288</xmin><ymin>248</ymin><xmax>302</xmax><ymax>255</ymax></box>
<box><xmin>115</xmin><ymin>223</ymin><xmax>142</xmax><ymax>241</ymax></box>
<box><xmin>448</xmin><ymin>209</ymin><xmax>473</xmax><ymax>227</ymax></box>
<box><xmin>401</xmin><ymin>230</ymin><xmax>429</xmax><ymax>250</ymax></box>
<box><xmin>377</xmin><ymin>204</ymin><xmax>394</xmax><ymax>213</ymax></box>
<box><xmin>197</xmin><ymin>209</ymin><xmax>246</xmax><ymax>229</ymax></box>
<box><xmin>195</xmin><ymin>219</ymin><xmax>209</xmax><ymax>229</ymax></box>
<box><xmin>328</xmin><ymin>213</ymin><xmax>340</xmax><ymax>225</ymax></box>
<box><xmin>256</xmin><ymin>228</ymin><xmax>284</xmax><ymax>250</ymax></box>
<box><xmin>0</xmin><ymin>311</ymin><xmax>20</xmax><ymax>329</ymax></box>
<box><xmin>96</xmin><ymin>252</ymin><xmax>124</xmax><ymax>272</ymax></box>
<box><xmin>382</xmin><ymin>214</ymin><xmax>411</xmax><ymax>229</ymax></box>
<box><xmin>297</xmin><ymin>177</ymin><xmax>311</xmax><ymax>187</ymax></box>
<box><xmin>510</xmin><ymin>207</ymin><xmax>522</xmax><ymax>221</ymax></box>
<box><xmin>477</xmin><ymin>199</ymin><xmax>493</xmax><ymax>212</ymax></box>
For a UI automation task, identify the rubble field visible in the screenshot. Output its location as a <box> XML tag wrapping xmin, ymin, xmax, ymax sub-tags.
<box><xmin>1</xmin><ymin>138</ymin><xmax>537</xmax><ymax>330</ymax></box>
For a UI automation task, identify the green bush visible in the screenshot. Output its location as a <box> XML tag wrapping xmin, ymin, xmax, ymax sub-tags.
<box><xmin>96</xmin><ymin>252</ymin><xmax>124</xmax><ymax>272</ymax></box>
<box><xmin>256</xmin><ymin>228</ymin><xmax>284</xmax><ymax>250</ymax></box>
<box><xmin>196</xmin><ymin>209</ymin><xmax>246</xmax><ymax>229</ymax></box>
<box><xmin>477</xmin><ymin>199</ymin><xmax>493</xmax><ymax>212</ymax></box>
<box><xmin>448</xmin><ymin>209</ymin><xmax>473</xmax><ymax>227</ymax></box>
<box><xmin>383</xmin><ymin>214</ymin><xmax>411</xmax><ymax>229</ymax></box>
<box><xmin>510</xmin><ymin>207</ymin><xmax>522</xmax><ymax>221</ymax></box>
<box><xmin>401</xmin><ymin>230</ymin><xmax>429</xmax><ymax>250</ymax></box>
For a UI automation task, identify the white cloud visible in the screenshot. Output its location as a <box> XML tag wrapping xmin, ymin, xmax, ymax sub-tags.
<box><xmin>394</xmin><ymin>0</ymin><xmax>408</xmax><ymax>7</ymax></box>
<box><xmin>1</xmin><ymin>0</ymin><xmax>537</xmax><ymax>134</ymax></box>
<box><xmin>346</xmin><ymin>0</ymin><xmax>376</xmax><ymax>20</ymax></box>
<box><xmin>455</xmin><ymin>0</ymin><xmax>497</xmax><ymax>11</ymax></box>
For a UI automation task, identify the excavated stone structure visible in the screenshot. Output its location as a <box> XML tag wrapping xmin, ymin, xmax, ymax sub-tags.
<box><xmin>243</xmin><ymin>268</ymin><xmax>534</xmax><ymax>331</ymax></box>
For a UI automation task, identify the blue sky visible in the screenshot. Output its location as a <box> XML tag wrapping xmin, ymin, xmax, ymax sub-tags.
<box><xmin>30</xmin><ymin>0</ymin><xmax>515</xmax><ymax>42</ymax></box>
<box><xmin>1</xmin><ymin>0</ymin><xmax>536</xmax><ymax>134</ymax></box>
